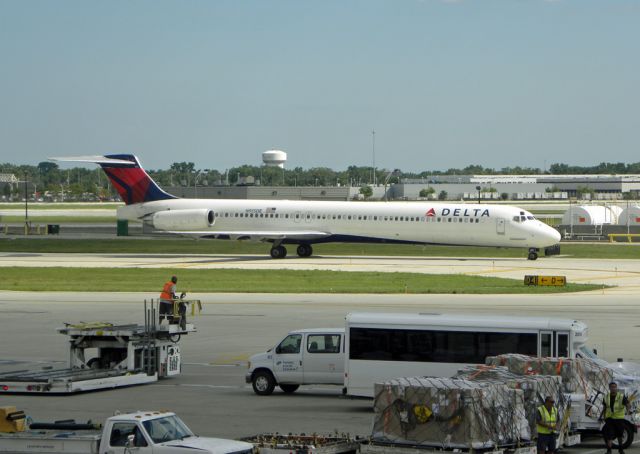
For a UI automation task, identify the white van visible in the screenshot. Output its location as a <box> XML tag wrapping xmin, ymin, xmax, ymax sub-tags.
<box><xmin>245</xmin><ymin>328</ymin><xmax>345</xmax><ymax>395</ymax></box>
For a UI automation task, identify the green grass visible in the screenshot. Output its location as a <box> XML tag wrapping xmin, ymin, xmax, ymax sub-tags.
<box><xmin>1</xmin><ymin>267</ymin><xmax>600</xmax><ymax>293</ymax></box>
<box><xmin>0</xmin><ymin>238</ymin><xmax>638</xmax><ymax>259</ymax></box>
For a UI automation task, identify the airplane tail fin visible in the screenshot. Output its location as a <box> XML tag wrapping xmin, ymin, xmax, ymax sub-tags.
<box><xmin>49</xmin><ymin>154</ymin><xmax>176</xmax><ymax>205</ymax></box>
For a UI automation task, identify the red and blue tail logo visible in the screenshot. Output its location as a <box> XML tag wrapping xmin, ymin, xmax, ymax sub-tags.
<box><xmin>100</xmin><ymin>154</ymin><xmax>176</xmax><ymax>205</ymax></box>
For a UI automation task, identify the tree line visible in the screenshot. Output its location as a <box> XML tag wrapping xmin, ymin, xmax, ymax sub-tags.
<box><xmin>1</xmin><ymin>160</ymin><xmax>639</xmax><ymax>200</ymax></box>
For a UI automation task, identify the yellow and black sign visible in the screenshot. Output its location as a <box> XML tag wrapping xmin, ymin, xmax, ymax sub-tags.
<box><xmin>524</xmin><ymin>275</ymin><xmax>566</xmax><ymax>286</ymax></box>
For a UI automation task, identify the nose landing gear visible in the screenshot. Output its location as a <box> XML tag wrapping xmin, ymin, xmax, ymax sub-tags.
<box><xmin>527</xmin><ymin>248</ymin><xmax>539</xmax><ymax>261</ymax></box>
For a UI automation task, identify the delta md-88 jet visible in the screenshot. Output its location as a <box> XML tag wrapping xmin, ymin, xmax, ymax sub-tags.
<box><xmin>52</xmin><ymin>154</ymin><xmax>561</xmax><ymax>260</ymax></box>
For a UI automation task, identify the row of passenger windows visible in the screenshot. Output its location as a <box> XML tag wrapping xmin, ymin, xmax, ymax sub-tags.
<box><xmin>349</xmin><ymin>327</ymin><xmax>538</xmax><ymax>364</ymax></box>
<box><xmin>217</xmin><ymin>212</ymin><xmax>483</xmax><ymax>223</ymax></box>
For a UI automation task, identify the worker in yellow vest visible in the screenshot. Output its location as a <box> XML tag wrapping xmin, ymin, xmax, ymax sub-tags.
<box><xmin>536</xmin><ymin>396</ymin><xmax>558</xmax><ymax>454</ymax></box>
<box><xmin>601</xmin><ymin>382</ymin><xmax>631</xmax><ymax>454</ymax></box>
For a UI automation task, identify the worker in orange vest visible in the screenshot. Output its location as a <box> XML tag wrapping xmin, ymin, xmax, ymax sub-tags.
<box><xmin>159</xmin><ymin>276</ymin><xmax>178</xmax><ymax>323</ymax></box>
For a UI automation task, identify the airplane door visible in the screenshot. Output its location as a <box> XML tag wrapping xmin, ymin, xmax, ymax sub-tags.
<box><xmin>496</xmin><ymin>218</ymin><xmax>506</xmax><ymax>235</ymax></box>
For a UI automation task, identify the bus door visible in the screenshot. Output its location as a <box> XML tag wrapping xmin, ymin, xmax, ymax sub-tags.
<box><xmin>496</xmin><ymin>218</ymin><xmax>506</xmax><ymax>235</ymax></box>
<box><xmin>540</xmin><ymin>331</ymin><xmax>553</xmax><ymax>357</ymax></box>
<box><xmin>556</xmin><ymin>332</ymin><xmax>569</xmax><ymax>357</ymax></box>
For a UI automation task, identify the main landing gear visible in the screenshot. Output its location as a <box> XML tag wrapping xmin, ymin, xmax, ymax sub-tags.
<box><xmin>269</xmin><ymin>244</ymin><xmax>314</xmax><ymax>259</ymax></box>
<box><xmin>270</xmin><ymin>245</ymin><xmax>287</xmax><ymax>259</ymax></box>
<box><xmin>296</xmin><ymin>244</ymin><xmax>313</xmax><ymax>258</ymax></box>
<box><xmin>527</xmin><ymin>248</ymin><xmax>539</xmax><ymax>261</ymax></box>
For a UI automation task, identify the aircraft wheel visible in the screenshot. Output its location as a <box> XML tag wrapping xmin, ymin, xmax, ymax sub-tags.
<box><xmin>296</xmin><ymin>244</ymin><xmax>313</xmax><ymax>257</ymax></box>
<box><xmin>270</xmin><ymin>245</ymin><xmax>287</xmax><ymax>259</ymax></box>
<box><xmin>527</xmin><ymin>251</ymin><xmax>538</xmax><ymax>260</ymax></box>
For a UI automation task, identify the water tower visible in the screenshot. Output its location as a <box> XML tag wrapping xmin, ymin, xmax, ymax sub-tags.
<box><xmin>262</xmin><ymin>150</ymin><xmax>287</xmax><ymax>168</ymax></box>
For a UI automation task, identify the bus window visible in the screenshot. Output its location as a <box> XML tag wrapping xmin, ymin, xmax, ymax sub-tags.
<box><xmin>556</xmin><ymin>333</ymin><xmax>569</xmax><ymax>357</ymax></box>
<box><xmin>540</xmin><ymin>332</ymin><xmax>553</xmax><ymax>357</ymax></box>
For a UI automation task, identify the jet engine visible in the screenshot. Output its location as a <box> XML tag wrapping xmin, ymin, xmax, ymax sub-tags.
<box><xmin>151</xmin><ymin>209</ymin><xmax>215</xmax><ymax>231</ymax></box>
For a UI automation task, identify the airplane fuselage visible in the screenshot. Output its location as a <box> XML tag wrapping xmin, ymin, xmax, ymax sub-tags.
<box><xmin>118</xmin><ymin>198</ymin><xmax>560</xmax><ymax>249</ymax></box>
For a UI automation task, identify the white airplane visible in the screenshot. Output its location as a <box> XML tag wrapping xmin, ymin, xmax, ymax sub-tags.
<box><xmin>51</xmin><ymin>154</ymin><xmax>561</xmax><ymax>260</ymax></box>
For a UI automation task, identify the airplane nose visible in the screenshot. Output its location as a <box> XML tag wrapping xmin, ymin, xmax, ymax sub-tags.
<box><xmin>544</xmin><ymin>225</ymin><xmax>561</xmax><ymax>244</ymax></box>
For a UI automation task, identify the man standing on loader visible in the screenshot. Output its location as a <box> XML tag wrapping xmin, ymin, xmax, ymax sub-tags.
<box><xmin>160</xmin><ymin>276</ymin><xmax>187</xmax><ymax>326</ymax></box>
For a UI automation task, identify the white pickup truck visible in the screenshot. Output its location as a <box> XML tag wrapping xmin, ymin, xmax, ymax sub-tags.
<box><xmin>0</xmin><ymin>410</ymin><xmax>254</xmax><ymax>454</ymax></box>
<box><xmin>246</xmin><ymin>328</ymin><xmax>344</xmax><ymax>395</ymax></box>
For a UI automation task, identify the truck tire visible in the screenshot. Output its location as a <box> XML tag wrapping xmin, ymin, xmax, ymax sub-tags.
<box><xmin>279</xmin><ymin>384</ymin><xmax>299</xmax><ymax>394</ymax></box>
<box><xmin>252</xmin><ymin>371</ymin><xmax>276</xmax><ymax>396</ymax></box>
<box><xmin>611</xmin><ymin>422</ymin><xmax>634</xmax><ymax>449</ymax></box>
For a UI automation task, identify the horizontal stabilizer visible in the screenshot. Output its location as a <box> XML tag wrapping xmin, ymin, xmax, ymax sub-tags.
<box><xmin>49</xmin><ymin>155</ymin><xmax>136</xmax><ymax>166</ymax></box>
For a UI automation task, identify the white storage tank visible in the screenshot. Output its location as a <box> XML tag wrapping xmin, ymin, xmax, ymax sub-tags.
<box><xmin>561</xmin><ymin>205</ymin><xmax>619</xmax><ymax>225</ymax></box>
<box><xmin>618</xmin><ymin>205</ymin><xmax>640</xmax><ymax>225</ymax></box>
<box><xmin>262</xmin><ymin>150</ymin><xmax>287</xmax><ymax>168</ymax></box>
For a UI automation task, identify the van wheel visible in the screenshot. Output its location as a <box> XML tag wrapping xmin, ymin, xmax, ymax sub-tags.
<box><xmin>252</xmin><ymin>371</ymin><xmax>276</xmax><ymax>396</ymax></box>
<box><xmin>611</xmin><ymin>422</ymin><xmax>634</xmax><ymax>449</ymax></box>
<box><xmin>280</xmin><ymin>384</ymin><xmax>299</xmax><ymax>394</ymax></box>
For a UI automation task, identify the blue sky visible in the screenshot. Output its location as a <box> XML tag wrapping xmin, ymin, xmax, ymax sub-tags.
<box><xmin>1</xmin><ymin>0</ymin><xmax>638</xmax><ymax>172</ymax></box>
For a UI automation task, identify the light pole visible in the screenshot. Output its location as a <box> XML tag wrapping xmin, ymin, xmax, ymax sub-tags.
<box><xmin>476</xmin><ymin>186</ymin><xmax>481</xmax><ymax>204</ymax></box>
<box><xmin>371</xmin><ymin>129</ymin><xmax>376</xmax><ymax>185</ymax></box>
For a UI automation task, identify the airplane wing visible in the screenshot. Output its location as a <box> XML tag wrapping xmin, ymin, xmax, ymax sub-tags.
<box><xmin>165</xmin><ymin>230</ymin><xmax>332</xmax><ymax>241</ymax></box>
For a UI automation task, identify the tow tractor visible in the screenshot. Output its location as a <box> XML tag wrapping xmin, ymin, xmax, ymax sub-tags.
<box><xmin>0</xmin><ymin>299</ymin><xmax>200</xmax><ymax>394</ymax></box>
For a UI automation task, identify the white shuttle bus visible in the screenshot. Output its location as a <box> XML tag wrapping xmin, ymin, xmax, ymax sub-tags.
<box><xmin>344</xmin><ymin>312</ymin><xmax>593</xmax><ymax>397</ymax></box>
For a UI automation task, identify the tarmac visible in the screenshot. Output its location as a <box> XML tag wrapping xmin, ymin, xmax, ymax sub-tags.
<box><xmin>0</xmin><ymin>253</ymin><xmax>639</xmax><ymax>451</ymax></box>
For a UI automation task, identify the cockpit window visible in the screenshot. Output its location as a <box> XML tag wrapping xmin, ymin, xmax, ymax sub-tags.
<box><xmin>520</xmin><ymin>216</ymin><xmax>526</xmax><ymax>222</ymax></box>
<box><xmin>527</xmin><ymin>216</ymin><xmax>535</xmax><ymax>220</ymax></box>
<box><xmin>513</xmin><ymin>216</ymin><xmax>520</xmax><ymax>222</ymax></box>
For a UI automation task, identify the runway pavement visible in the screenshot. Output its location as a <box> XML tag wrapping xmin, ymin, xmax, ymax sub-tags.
<box><xmin>1</xmin><ymin>291</ymin><xmax>640</xmax><ymax>443</ymax></box>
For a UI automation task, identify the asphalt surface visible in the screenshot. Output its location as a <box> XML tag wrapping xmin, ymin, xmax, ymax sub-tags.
<box><xmin>0</xmin><ymin>253</ymin><xmax>639</xmax><ymax>452</ymax></box>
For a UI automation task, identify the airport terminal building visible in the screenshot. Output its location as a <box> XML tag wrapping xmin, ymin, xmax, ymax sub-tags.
<box><xmin>167</xmin><ymin>174</ymin><xmax>640</xmax><ymax>201</ymax></box>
